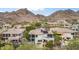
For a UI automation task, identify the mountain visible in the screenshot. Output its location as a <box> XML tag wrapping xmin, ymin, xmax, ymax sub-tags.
<box><xmin>0</xmin><ymin>8</ymin><xmax>40</xmax><ymax>24</ymax></box>
<box><xmin>1</xmin><ymin>9</ymin><xmax>79</xmax><ymax>24</ymax></box>
<box><xmin>47</xmin><ymin>9</ymin><xmax>79</xmax><ymax>23</ymax></box>
<box><xmin>36</xmin><ymin>14</ymin><xmax>46</xmax><ymax>21</ymax></box>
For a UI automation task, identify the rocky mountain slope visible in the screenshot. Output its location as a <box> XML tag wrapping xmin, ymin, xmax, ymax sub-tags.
<box><xmin>47</xmin><ymin>9</ymin><xmax>79</xmax><ymax>23</ymax></box>
<box><xmin>0</xmin><ymin>9</ymin><xmax>79</xmax><ymax>24</ymax></box>
<box><xmin>0</xmin><ymin>8</ymin><xmax>41</xmax><ymax>24</ymax></box>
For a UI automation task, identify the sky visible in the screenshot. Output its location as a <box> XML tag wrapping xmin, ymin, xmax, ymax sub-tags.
<box><xmin>0</xmin><ymin>8</ymin><xmax>79</xmax><ymax>16</ymax></box>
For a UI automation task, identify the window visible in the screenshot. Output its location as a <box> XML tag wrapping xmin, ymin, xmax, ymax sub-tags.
<box><xmin>3</xmin><ymin>34</ymin><xmax>6</xmax><ymax>37</ymax></box>
<box><xmin>67</xmin><ymin>37</ymin><xmax>70</xmax><ymax>40</ymax></box>
<box><xmin>12</xmin><ymin>34</ymin><xmax>17</xmax><ymax>37</ymax></box>
<box><xmin>19</xmin><ymin>34</ymin><xmax>21</xmax><ymax>36</ymax></box>
<box><xmin>47</xmin><ymin>34</ymin><xmax>52</xmax><ymax>38</ymax></box>
<box><xmin>32</xmin><ymin>35</ymin><xmax>35</xmax><ymax>37</ymax></box>
<box><xmin>3</xmin><ymin>34</ymin><xmax>10</xmax><ymax>37</ymax></box>
<box><xmin>43</xmin><ymin>40</ymin><xmax>47</xmax><ymax>43</ymax></box>
<box><xmin>36</xmin><ymin>35</ymin><xmax>38</xmax><ymax>37</ymax></box>
<box><xmin>76</xmin><ymin>29</ymin><xmax>78</xmax><ymax>31</ymax></box>
<box><xmin>6</xmin><ymin>34</ymin><xmax>8</xmax><ymax>37</ymax></box>
<box><xmin>38</xmin><ymin>40</ymin><xmax>42</xmax><ymax>42</ymax></box>
<box><xmin>12</xmin><ymin>40</ymin><xmax>16</xmax><ymax>42</ymax></box>
<box><xmin>7</xmin><ymin>34</ymin><xmax>10</xmax><ymax>37</ymax></box>
<box><xmin>32</xmin><ymin>39</ymin><xmax>34</xmax><ymax>41</ymax></box>
<box><xmin>71</xmin><ymin>33</ymin><xmax>74</xmax><ymax>35</ymax></box>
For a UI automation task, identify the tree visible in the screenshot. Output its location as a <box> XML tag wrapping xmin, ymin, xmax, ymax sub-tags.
<box><xmin>45</xmin><ymin>40</ymin><xmax>54</xmax><ymax>49</ymax></box>
<box><xmin>24</xmin><ymin>25</ymin><xmax>35</xmax><ymax>40</ymax></box>
<box><xmin>12</xmin><ymin>42</ymin><xmax>19</xmax><ymax>50</ymax></box>
<box><xmin>66</xmin><ymin>39</ymin><xmax>79</xmax><ymax>50</ymax></box>
<box><xmin>53</xmin><ymin>32</ymin><xmax>62</xmax><ymax>46</ymax></box>
<box><xmin>1</xmin><ymin>42</ymin><xmax>13</xmax><ymax>50</ymax></box>
<box><xmin>42</xmin><ymin>22</ymin><xmax>50</xmax><ymax>30</ymax></box>
<box><xmin>34</xmin><ymin>22</ymin><xmax>41</xmax><ymax>28</ymax></box>
<box><xmin>23</xmin><ymin>31</ymin><xmax>30</xmax><ymax>40</ymax></box>
<box><xmin>24</xmin><ymin>22</ymin><xmax>41</xmax><ymax>40</ymax></box>
<box><xmin>0</xmin><ymin>34</ymin><xmax>5</xmax><ymax>50</ymax></box>
<box><xmin>16</xmin><ymin>43</ymin><xmax>37</xmax><ymax>50</ymax></box>
<box><xmin>26</xmin><ymin>25</ymin><xmax>35</xmax><ymax>32</ymax></box>
<box><xmin>1</xmin><ymin>44</ymin><xmax>14</xmax><ymax>50</ymax></box>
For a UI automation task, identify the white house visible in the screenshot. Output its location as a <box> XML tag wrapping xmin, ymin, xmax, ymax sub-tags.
<box><xmin>2</xmin><ymin>28</ymin><xmax>25</xmax><ymax>44</ymax></box>
<box><xmin>71</xmin><ymin>24</ymin><xmax>79</xmax><ymax>32</ymax></box>
<box><xmin>29</xmin><ymin>28</ymin><xmax>54</xmax><ymax>47</ymax></box>
<box><xmin>71</xmin><ymin>24</ymin><xmax>79</xmax><ymax>38</ymax></box>
<box><xmin>50</xmin><ymin>28</ymin><xmax>74</xmax><ymax>40</ymax></box>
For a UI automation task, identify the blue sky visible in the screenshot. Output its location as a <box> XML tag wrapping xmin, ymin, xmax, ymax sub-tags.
<box><xmin>0</xmin><ymin>8</ymin><xmax>79</xmax><ymax>16</ymax></box>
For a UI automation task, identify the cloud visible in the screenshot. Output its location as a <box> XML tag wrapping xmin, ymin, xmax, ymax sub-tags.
<box><xmin>27</xmin><ymin>8</ymin><xmax>45</xmax><ymax>11</ymax></box>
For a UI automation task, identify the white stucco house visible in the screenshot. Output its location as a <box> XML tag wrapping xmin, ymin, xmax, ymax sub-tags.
<box><xmin>71</xmin><ymin>23</ymin><xmax>79</xmax><ymax>38</ymax></box>
<box><xmin>71</xmin><ymin>24</ymin><xmax>79</xmax><ymax>32</ymax></box>
<box><xmin>29</xmin><ymin>28</ymin><xmax>54</xmax><ymax>47</ymax></box>
<box><xmin>2</xmin><ymin>28</ymin><xmax>25</xmax><ymax>44</ymax></box>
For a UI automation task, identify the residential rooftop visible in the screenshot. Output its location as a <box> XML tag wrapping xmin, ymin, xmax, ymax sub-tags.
<box><xmin>29</xmin><ymin>28</ymin><xmax>53</xmax><ymax>35</ymax></box>
<box><xmin>29</xmin><ymin>28</ymin><xmax>45</xmax><ymax>35</ymax></box>
<box><xmin>3</xmin><ymin>28</ymin><xmax>25</xmax><ymax>34</ymax></box>
<box><xmin>50</xmin><ymin>28</ymin><xmax>74</xmax><ymax>34</ymax></box>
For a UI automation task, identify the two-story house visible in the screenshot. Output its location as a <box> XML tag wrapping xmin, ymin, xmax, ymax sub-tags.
<box><xmin>29</xmin><ymin>28</ymin><xmax>54</xmax><ymax>47</ymax></box>
<box><xmin>71</xmin><ymin>23</ymin><xmax>79</xmax><ymax>38</ymax></box>
<box><xmin>50</xmin><ymin>28</ymin><xmax>74</xmax><ymax>40</ymax></box>
<box><xmin>2</xmin><ymin>28</ymin><xmax>25</xmax><ymax>44</ymax></box>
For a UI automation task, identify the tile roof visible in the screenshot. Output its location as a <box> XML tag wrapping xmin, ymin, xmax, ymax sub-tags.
<box><xmin>50</xmin><ymin>28</ymin><xmax>74</xmax><ymax>34</ymax></box>
<box><xmin>3</xmin><ymin>28</ymin><xmax>25</xmax><ymax>34</ymax></box>
<box><xmin>29</xmin><ymin>28</ymin><xmax>47</xmax><ymax>35</ymax></box>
